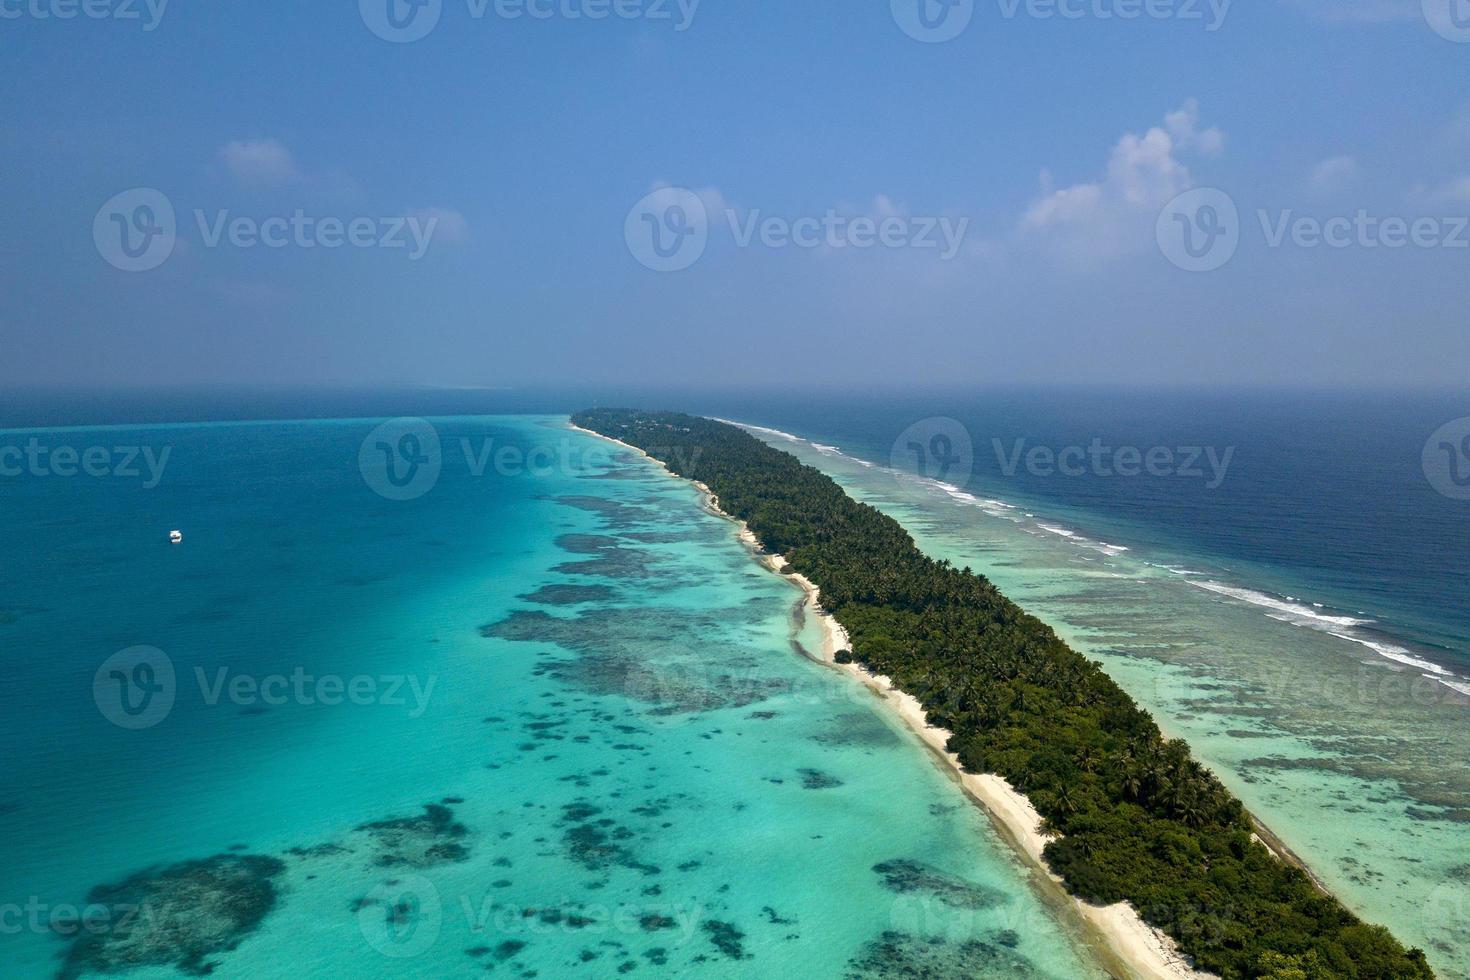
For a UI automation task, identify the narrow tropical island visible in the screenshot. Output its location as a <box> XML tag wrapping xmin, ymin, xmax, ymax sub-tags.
<box><xmin>572</xmin><ymin>409</ymin><xmax>1434</xmax><ymax>980</ymax></box>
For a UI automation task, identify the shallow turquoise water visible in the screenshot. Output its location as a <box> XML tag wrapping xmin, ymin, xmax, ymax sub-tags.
<box><xmin>0</xmin><ymin>416</ymin><xmax>1105</xmax><ymax>978</ymax></box>
<box><xmin>745</xmin><ymin>424</ymin><xmax>1470</xmax><ymax>979</ymax></box>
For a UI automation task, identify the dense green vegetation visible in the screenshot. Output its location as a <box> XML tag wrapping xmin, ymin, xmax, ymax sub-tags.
<box><xmin>573</xmin><ymin>409</ymin><xmax>1434</xmax><ymax>980</ymax></box>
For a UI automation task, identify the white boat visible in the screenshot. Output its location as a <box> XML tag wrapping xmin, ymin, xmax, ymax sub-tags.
<box><xmin>169</xmin><ymin>530</ymin><xmax>183</xmax><ymax>544</ymax></box>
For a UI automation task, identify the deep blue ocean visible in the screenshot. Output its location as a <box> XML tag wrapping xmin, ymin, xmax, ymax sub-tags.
<box><xmin>12</xmin><ymin>384</ymin><xmax>1459</xmax><ymax>674</ymax></box>
<box><xmin>3</xmin><ymin>386</ymin><xmax>1468</xmax><ymax>977</ymax></box>
<box><xmin>690</xmin><ymin>387</ymin><xmax>1470</xmax><ymax>679</ymax></box>
<box><xmin>678</xmin><ymin>387</ymin><xmax>1470</xmax><ymax>976</ymax></box>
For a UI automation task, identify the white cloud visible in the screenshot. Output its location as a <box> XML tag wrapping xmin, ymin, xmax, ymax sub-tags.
<box><xmin>827</xmin><ymin>194</ymin><xmax>916</xmax><ymax>220</ymax></box>
<box><xmin>872</xmin><ymin>194</ymin><xmax>906</xmax><ymax>218</ymax></box>
<box><xmin>1441</xmin><ymin>177</ymin><xmax>1470</xmax><ymax>203</ymax></box>
<box><xmin>406</xmin><ymin>207</ymin><xmax>470</xmax><ymax>244</ymax></box>
<box><xmin>1305</xmin><ymin>156</ymin><xmax>1361</xmax><ymax>196</ymax></box>
<box><xmin>1022</xmin><ymin>172</ymin><xmax>1103</xmax><ymax>227</ymax></box>
<box><xmin>1164</xmin><ymin>99</ymin><xmax>1225</xmax><ymax>157</ymax></box>
<box><xmin>219</xmin><ymin>139</ymin><xmax>301</xmax><ymax>188</ymax></box>
<box><xmin>1106</xmin><ymin>128</ymin><xmax>1192</xmax><ymax>209</ymax></box>
<box><xmin>1413</xmin><ymin>176</ymin><xmax>1470</xmax><ymax>205</ymax></box>
<box><xmin>1022</xmin><ymin>101</ymin><xmax>1222</xmax><ymax>242</ymax></box>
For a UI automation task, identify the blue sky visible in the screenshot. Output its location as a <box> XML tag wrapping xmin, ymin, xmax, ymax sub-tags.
<box><xmin>3</xmin><ymin>0</ymin><xmax>1468</xmax><ymax>389</ymax></box>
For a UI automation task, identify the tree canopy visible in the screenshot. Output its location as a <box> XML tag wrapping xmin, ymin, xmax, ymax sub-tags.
<box><xmin>573</xmin><ymin>409</ymin><xmax>1434</xmax><ymax>980</ymax></box>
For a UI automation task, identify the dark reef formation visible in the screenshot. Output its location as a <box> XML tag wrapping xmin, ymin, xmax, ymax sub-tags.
<box><xmin>798</xmin><ymin>768</ymin><xmax>844</xmax><ymax>790</ymax></box>
<box><xmin>55</xmin><ymin>854</ymin><xmax>286</xmax><ymax>979</ymax></box>
<box><xmin>57</xmin><ymin>800</ymin><xmax>474</xmax><ymax>978</ymax></box>
<box><xmin>872</xmin><ymin>859</ymin><xmax>1009</xmax><ymax>910</ymax></box>
<box><xmin>484</xmin><ymin>608</ymin><xmax>786</xmax><ymax>717</ymax></box>
<box><xmin>354</xmin><ymin>803</ymin><xmax>472</xmax><ymax>868</ymax></box>
<box><xmin>843</xmin><ymin>930</ymin><xmax>1046</xmax><ymax>979</ymax></box>
<box><xmin>701</xmin><ymin>919</ymin><xmax>749</xmax><ymax>960</ymax></box>
<box><xmin>519</xmin><ymin>583</ymin><xmax>618</xmax><ymax>606</ymax></box>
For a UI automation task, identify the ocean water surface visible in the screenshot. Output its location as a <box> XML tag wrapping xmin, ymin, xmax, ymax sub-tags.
<box><xmin>704</xmin><ymin>390</ymin><xmax>1470</xmax><ymax>978</ymax></box>
<box><xmin>0</xmin><ymin>415</ymin><xmax>1106</xmax><ymax>979</ymax></box>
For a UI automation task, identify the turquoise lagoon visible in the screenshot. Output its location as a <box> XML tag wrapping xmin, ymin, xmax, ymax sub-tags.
<box><xmin>0</xmin><ymin>416</ymin><xmax>1105</xmax><ymax>979</ymax></box>
<box><xmin>736</xmin><ymin>422</ymin><xmax>1470</xmax><ymax>980</ymax></box>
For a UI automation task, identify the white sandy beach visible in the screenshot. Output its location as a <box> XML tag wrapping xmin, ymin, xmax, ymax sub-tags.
<box><xmin>737</xmin><ymin>531</ymin><xmax>1211</xmax><ymax>980</ymax></box>
<box><xmin>569</xmin><ymin>421</ymin><xmax>1213</xmax><ymax>980</ymax></box>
